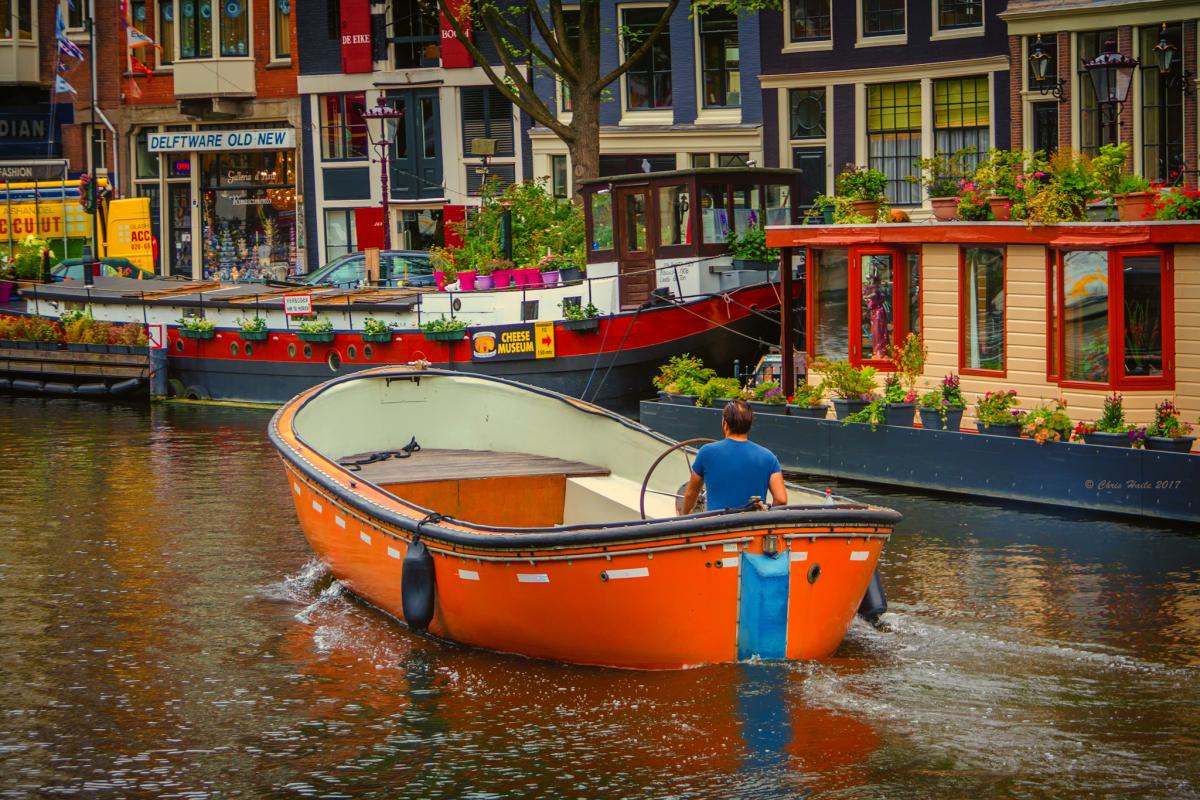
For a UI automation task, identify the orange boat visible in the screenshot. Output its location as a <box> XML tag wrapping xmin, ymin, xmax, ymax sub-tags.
<box><xmin>270</xmin><ymin>365</ymin><xmax>900</xmax><ymax>669</ymax></box>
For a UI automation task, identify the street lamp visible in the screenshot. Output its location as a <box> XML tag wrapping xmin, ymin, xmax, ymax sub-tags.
<box><xmin>1083</xmin><ymin>38</ymin><xmax>1138</xmax><ymax>130</ymax></box>
<box><xmin>1152</xmin><ymin>23</ymin><xmax>1194</xmax><ymax>96</ymax></box>
<box><xmin>1028</xmin><ymin>34</ymin><xmax>1065</xmax><ymax>101</ymax></box>
<box><xmin>362</xmin><ymin>95</ymin><xmax>404</xmax><ymax>251</ymax></box>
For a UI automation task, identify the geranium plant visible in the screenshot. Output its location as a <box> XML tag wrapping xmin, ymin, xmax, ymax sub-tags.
<box><xmin>788</xmin><ymin>383</ymin><xmax>825</xmax><ymax>408</ymax></box>
<box><xmin>177</xmin><ymin>316</ymin><xmax>216</xmax><ymax>333</ymax></box>
<box><xmin>362</xmin><ymin>317</ymin><xmax>396</xmax><ymax>335</ymax></box>
<box><xmin>975</xmin><ymin>389</ymin><xmax>1025</xmax><ymax>428</ymax></box>
<box><xmin>1022</xmin><ymin>399</ymin><xmax>1073</xmax><ymax>445</ymax></box>
<box><xmin>919</xmin><ymin>373</ymin><xmax>967</xmax><ymax>425</ymax></box>
<box><xmin>1151</xmin><ymin>184</ymin><xmax>1200</xmax><ymax>221</ymax></box>
<box><xmin>909</xmin><ymin>148</ymin><xmax>976</xmax><ymax>198</ymax></box>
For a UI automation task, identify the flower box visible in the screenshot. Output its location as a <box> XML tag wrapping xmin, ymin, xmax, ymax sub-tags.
<box><xmin>919</xmin><ymin>407</ymin><xmax>964</xmax><ymax>431</ymax></box>
<box><xmin>1144</xmin><ymin>436</ymin><xmax>1195</xmax><ymax>453</ymax></box>
<box><xmin>561</xmin><ymin>318</ymin><xmax>599</xmax><ymax>333</ymax></box>
<box><xmin>360</xmin><ymin>332</ymin><xmax>393</xmax><ymax>343</ymax></box>
<box><xmin>788</xmin><ymin>403</ymin><xmax>828</xmax><ymax>419</ymax></box>
<box><xmin>831</xmin><ymin>398</ymin><xmax>871</xmax><ymax>420</ymax></box>
<box><xmin>83</xmin><ymin>343</ymin><xmax>108</xmax><ymax>353</ymax></box>
<box><xmin>747</xmin><ymin>400</ymin><xmax>787</xmax><ymax>414</ymax></box>
<box><xmin>297</xmin><ymin>331</ymin><xmax>335</xmax><ymax>343</ymax></box>
<box><xmin>559</xmin><ymin>267</ymin><xmax>583</xmax><ymax>284</ymax></box>
<box><xmin>986</xmin><ymin>196</ymin><xmax>1012</xmax><ymax>221</ymax></box>
<box><xmin>1114</xmin><ymin>192</ymin><xmax>1153</xmax><ymax>222</ymax></box>
<box><xmin>66</xmin><ymin>342</ymin><xmax>89</xmax><ymax>352</ymax></box>
<box><xmin>664</xmin><ymin>393</ymin><xmax>698</xmax><ymax>406</ymax></box>
<box><xmin>850</xmin><ymin>200</ymin><xmax>879</xmax><ymax>219</ymax></box>
<box><xmin>1083</xmin><ymin>431</ymin><xmax>1133</xmax><ymax>448</ymax></box>
<box><xmin>929</xmin><ymin>197</ymin><xmax>958</xmax><ymax>221</ymax></box>
<box><xmin>239</xmin><ymin>330</ymin><xmax>270</xmax><ymax>341</ymax></box>
<box><xmin>883</xmin><ymin>403</ymin><xmax>916</xmax><ymax>427</ymax></box>
<box><xmin>976</xmin><ymin>421</ymin><xmax>1022</xmax><ymax>437</ymax></box>
<box><xmin>180</xmin><ymin>329</ymin><xmax>215</xmax><ymax>340</ymax></box>
<box><xmin>423</xmin><ymin>329</ymin><xmax>467</xmax><ymax>342</ymax></box>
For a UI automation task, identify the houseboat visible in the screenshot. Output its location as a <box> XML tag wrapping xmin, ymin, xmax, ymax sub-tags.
<box><xmin>21</xmin><ymin>168</ymin><xmax>803</xmax><ymax>409</ymax></box>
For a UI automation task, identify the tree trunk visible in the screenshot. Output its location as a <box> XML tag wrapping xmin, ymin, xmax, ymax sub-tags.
<box><xmin>567</xmin><ymin>93</ymin><xmax>602</xmax><ymax>191</ymax></box>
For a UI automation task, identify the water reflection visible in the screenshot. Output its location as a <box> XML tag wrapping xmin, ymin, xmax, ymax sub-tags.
<box><xmin>0</xmin><ymin>399</ymin><xmax>1195</xmax><ymax>798</ymax></box>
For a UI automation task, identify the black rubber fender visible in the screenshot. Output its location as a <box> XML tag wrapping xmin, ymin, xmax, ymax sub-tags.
<box><xmin>75</xmin><ymin>383</ymin><xmax>108</xmax><ymax>396</ymax></box>
<box><xmin>401</xmin><ymin>540</ymin><xmax>436</xmax><ymax>632</ymax></box>
<box><xmin>108</xmin><ymin>378</ymin><xmax>143</xmax><ymax>395</ymax></box>
<box><xmin>0</xmin><ymin>378</ymin><xmax>10</xmax><ymax>390</ymax></box>
<box><xmin>184</xmin><ymin>384</ymin><xmax>210</xmax><ymax>400</ymax></box>
<box><xmin>11</xmin><ymin>379</ymin><xmax>43</xmax><ymax>393</ymax></box>
<box><xmin>42</xmin><ymin>382</ymin><xmax>77</xmax><ymax>396</ymax></box>
<box><xmin>857</xmin><ymin>570</ymin><xmax>887</xmax><ymax>624</ymax></box>
<box><xmin>167</xmin><ymin>378</ymin><xmax>186</xmax><ymax>398</ymax></box>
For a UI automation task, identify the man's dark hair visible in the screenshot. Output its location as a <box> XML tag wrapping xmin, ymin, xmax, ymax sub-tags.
<box><xmin>722</xmin><ymin>399</ymin><xmax>753</xmax><ymax>435</ymax></box>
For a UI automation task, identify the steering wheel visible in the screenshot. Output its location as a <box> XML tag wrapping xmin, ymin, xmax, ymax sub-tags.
<box><xmin>639</xmin><ymin>438</ymin><xmax>716</xmax><ymax>520</ymax></box>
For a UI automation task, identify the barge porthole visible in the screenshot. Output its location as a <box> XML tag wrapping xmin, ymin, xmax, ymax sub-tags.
<box><xmin>327</xmin><ymin>351</ymin><xmax>342</xmax><ymax>371</ymax></box>
<box><xmin>287</xmin><ymin>343</ymin><xmax>297</xmax><ymax>358</ymax></box>
<box><xmin>174</xmin><ymin>339</ymin><xmax>184</xmax><ymax>353</ymax></box>
<box><xmin>303</xmin><ymin>344</ymin><xmax>313</xmax><ymax>359</ymax></box>
<box><xmin>363</xmin><ymin>345</ymin><xmax>374</xmax><ymax>359</ymax></box>
<box><xmin>229</xmin><ymin>342</ymin><xmax>239</xmax><ymax>356</ymax></box>
<box><xmin>244</xmin><ymin>343</ymin><xmax>253</xmax><ymax>356</ymax></box>
<box><xmin>347</xmin><ymin>345</ymin><xmax>358</xmax><ymax>360</ymax></box>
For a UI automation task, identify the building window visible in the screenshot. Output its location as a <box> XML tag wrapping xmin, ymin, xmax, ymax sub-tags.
<box><xmin>273</xmin><ymin>0</ymin><xmax>290</xmax><ymax>59</ymax></box>
<box><xmin>789</xmin><ymin>0</ymin><xmax>830</xmax><ymax>42</ymax></box>
<box><xmin>811</xmin><ymin>248</ymin><xmax>849</xmax><ymax>361</ymax></box>
<box><xmin>933</xmin><ymin>76</ymin><xmax>989</xmax><ymax>168</ymax></box>
<box><xmin>867</xmin><ymin>81</ymin><xmax>921</xmax><ymax>206</ymax></box>
<box><xmin>1139</xmin><ymin>24</ymin><xmax>1185</xmax><ymax>184</ymax></box>
<box><xmin>325</xmin><ymin>209</ymin><xmax>357</xmax><ymax>262</ymax></box>
<box><xmin>938</xmin><ymin>0</ymin><xmax>981</xmax><ymax>30</ymax></box>
<box><xmin>91</xmin><ymin>127</ymin><xmax>107</xmax><ymax>171</ymax></box>
<box><xmin>699</xmin><ymin>8</ymin><xmax>740</xmax><ymax>108</ymax></box>
<box><xmin>320</xmin><ymin>93</ymin><xmax>367</xmax><ymax>160</ymax></box>
<box><xmin>1077</xmin><ymin>30</ymin><xmax>1117</xmax><ymax>157</ymax></box>
<box><xmin>135</xmin><ymin>130</ymin><xmax>160</xmax><ymax>179</ymax></box>
<box><xmin>16</xmin><ymin>0</ymin><xmax>31</xmax><ymax>39</ymax></box>
<box><xmin>622</xmin><ymin>7</ymin><xmax>673</xmax><ymax>110</ymax></box>
<box><xmin>960</xmin><ymin>246</ymin><xmax>1005</xmax><ymax>374</ymax></box>
<box><xmin>219</xmin><ymin>0</ymin><xmax>248</xmax><ymax>56</ymax></box>
<box><xmin>157</xmin><ymin>0</ymin><xmax>174</xmax><ymax>64</ymax></box>
<box><xmin>180</xmin><ymin>0</ymin><xmax>213</xmax><ymax>58</ymax></box>
<box><xmin>392</xmin><ymin>0</ymin><xmax>438</xmax><ymax>68</ymax></box>
<box><xmin>466</xmin><ymin>164</ymin><xmax>516</xmax><ymax>195</ymax></box>
<box><xmin>461</xmin><ymin>86</ymin><xmax>514</xmax><ymax>157</ymax></box>
<box><xmin>63</xmin><ymin>0</ymin><xmax>85</xmax><ymax>30</ymax></box>
<box><xmin>551</xmin><ymin>155</ymin><xmax>568</xmax><ymax>199</ymax></box>
<box><xmin>559</xmin><ymin>10</ymin><xmax>580</xmax><ymax>112</ymax></box>
<box><xmin>718</xmin><ymin>153</ymin><xmax>749</xmax><ymax>167</ymax></box>
<box><xmin>691</xmin><ymin>153</ymin><xmax>711</xmax><ymax>168</ymax></box>
<box><xmin>789</xmin><ymin>88</ymin><xmax>825</xmax><ymax>139</ymax></box>
<box><xmin>862</xmin><ymin>0</ymin><xmax>903</xmax><ymax>37</ymax></box>
<box><xmin>1</xmin><ymin>1</ymin><xmax>9</xmax><ymax>39</ymax></box>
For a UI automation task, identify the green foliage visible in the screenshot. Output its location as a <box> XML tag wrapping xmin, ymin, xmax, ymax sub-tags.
<box><xmin>1090</xmin><ymin>142</ymin><xmax>1131</xmax><ymax>196</ymax></box>
<box><xmin>910</xmin><ymin>148</ymin><xmax>977</xmax><ymax>197</ymax></box>
<box><xmin>726</xmin><ymin>223</ymin><xmax>780</xmax><ymax>262</ymax></box>
<box><xmin>177</xmin><ymin>315</ymin><xmax>216</xmax><ymax>333</ymax></box>
<box><xmin>421</xmin><ymin>316</ymin><xmax>467</xmax><ymax>333</ymax></box>
<box><xmin>788</xmin><ymin>383</ymin><xmax>824</xmax><ymax>407</ymax></box>
<box><xmin>975</xmin><ymin>389</ymin><xmax>1024</xmax><ymax>427</ymax></box>
<box><xmin>696</xmin><ymin>376</ymin><xmax>743</xmax><ymax>408</ymax></box>
<box><xmin>835</xmin><ymin>165</ymin><xmax>887</xmax><ymax>202</ymax></box>
<box><xmin>652</xmin><ymin>353</ymin><xmax>715</xmax><ymax>394</ymax></box>
<box><xmin>1112</xmin><ymin>173</ymin><xmax>1151</xmax><ymax>195</ymax></box>
<box><xmin>751</xmin><ymin>380</ymin><xmax>786</xmax><ymax>404</ymax></box>
<box><xmin>1022</xmin><ymin>399</ymin><xmax>1072</xmax><ymax>445</ymax></box>
<box><xmin>362</xmin><ymin>317</ymin><xmax>396</xmax><ymax>335</ymax></box>
<box><xmin>1145</xmin><ymin>399</ymin><xmax>1195</xmax><ymax>439</ymax></box>
<box><xmin>298</xmin><ymin>316</ymin><xmax>333</xmax><ymax>334</ymax></box>
<box><xmin>843</xmin><ymin>398</ymin><xmax>888</xmax><ymax>430</ymax></box>
<box><xmin>889</xmin><ymin>332</ymin><xmax>926</xmax><ymax>392</ymax></box>
<box><xmin>882</xmin><ymin>373</ymin><xmax>907</xmax><ymax>404</ymax></box>
<box><xmin>813</xmin><ymin>359</ymin><xmax>877</xmax><ymax>400</ymax></box>
<box><xmin>238</xmin><ymin>317</ymin><xmax>268</xmax><ymax>333</ymax></box>
<box><xmin>561</xmin><ymin>300</ymin><xmax>599</xmax><ymax>321</ymax></box>
<box><xmin>13</xmin><ymin>234</ymin><xmax>49</xmax><ymax>280</ymax></box>
<box><xmin>1151</xmin><ymin>185</ymin><xmax>1200</xmax><ymax>220</ymax></box>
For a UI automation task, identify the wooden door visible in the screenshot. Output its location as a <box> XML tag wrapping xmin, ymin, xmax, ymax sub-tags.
<box><xmin>616</xmin><ymin>186</ymin><xmax>654</xmax><ymax>309</ymax></box>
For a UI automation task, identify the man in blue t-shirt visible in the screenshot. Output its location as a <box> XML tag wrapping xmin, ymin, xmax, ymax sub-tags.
<box><xmin>681</xmin><ymin>399</ymin><xmax>788</xmax><ymax>513</ymax></box>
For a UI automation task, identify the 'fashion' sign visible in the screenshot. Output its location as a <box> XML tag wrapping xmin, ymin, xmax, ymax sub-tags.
<box><xmin>147</xmin><ymin>129</ymin><xmax>296</xmax><ymax>153</ymax></box>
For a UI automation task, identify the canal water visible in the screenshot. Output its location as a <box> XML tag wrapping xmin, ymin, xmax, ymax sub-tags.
<box><xmin>0</xmin><ymin>398</ymin><xmax>1196</xmax><ymax>799</ymax></box>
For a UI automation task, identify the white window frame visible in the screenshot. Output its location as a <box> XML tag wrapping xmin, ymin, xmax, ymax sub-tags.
<box><xmin>554</xmin><ymin>6</ymin><xmax>579</xmax><ymax>122</ymax></box>
<box><xmin>855</xmin><ymin>0</ymin><xmax>907</xmax><ymax>49</ymax></box>
<box><xmin>692</xmin><ymin>8</ymin><xmax>742</xmax><ymax>123</ymax></box>
<box><xmin>782</xmin><ymin>0</ymin><xmax>833</xmax><ymax>54</ymax></box>
<box><xmin>779</xmin><ymin>84</ymin><xmax>834</xmax><ymax>201</ymax></box>
<box><xmin>616</xmin><ymin>2</ymin><xmax>674</xmax><ymax>125</ymax></box>
<box><xmin>170</xmin><ymin>0</ymin><xmax>255</xmax><ymax>62</ymax></box>
<box><xmin>60</xmin><ymin>0</ymin><xmax>86</xmax><ymax>33</ymax></box>
<box><xmin>268</xmin><ymin>0</ymin><xmax>291</xmax><ymax>65</ymax></box>
<box><xmin>930</xmin><ymin>0</ymin><xmax>985</xmax><ymax>42</ymax></box>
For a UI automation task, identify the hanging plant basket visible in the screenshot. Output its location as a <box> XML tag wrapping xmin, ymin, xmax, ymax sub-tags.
<box><xmin>239</xmin><ymin>330</ymin><xmax>269</xmax><ymax>341</ymax></box>
<box><xmin>297</xmin><ymin>331</ymin><xmax>335</xmax><ymax>343</ymax></box>
<box><xmin>360</xmin><ymin>332</ymin><xmax>393</xmax><ymax>343</ymax></box>
<box><xmin>561</xmin><ymin>318</ymin><xmax>599</xmax><ymax>332</ymax></box>
<box><xmin>180</xmin><ymin>328</ymin><xmax>215</xmax><ymax>340</ymax></box>
<box><xmin>423</xmin><ymin>329</ymin><xmax>466</xmax><ymax>342</ymax></box>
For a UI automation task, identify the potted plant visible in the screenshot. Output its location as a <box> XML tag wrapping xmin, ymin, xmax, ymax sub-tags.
<box><xmin>360</xmin><ymin>317</ymin><xmax>395</xmax><ymax>342</ymax></box>
<box><xmin>1150</xmin><ymin>184</ymin><xmax>1200</xmax><ymax>221</ymax></box>
<box><xmin>557</xmin><ymin>254</ymin><xmax>584</xmax><ymax>284</ymax></box>
<box><xmin>814</xmin><ymin>359</ymin><xmax>878</xmax><ymax>420</ymax></box>
<box><xmin>726</xmin><ymin>215</ymin><xmax>779</xmax><ymax>271</ymax></box>
<box><xmin>428</xmin><ymin>247</ymin><xmax>457</xmax><ymax>292</ymax></box>
<box><xmin>474</xmin><ymin>259</ymin><xmax>496</xmax><ymax>291</ymax></box>
<box><xmin>842</xmin><ymin>398</ymin><xmax>888</xmax><ymax>430</ymax></box>
<box><xmin>971</xmin><ymin>149</ymin><xmax>1028</xmax><ymax>221</ymax></box>
<box><xmin>974</xmin><ymin>389</ymin><xmax>1025</xmax><ymax>436</ymax></box>
<box><xmin>883</xmin><ymin>332</ymin><xmax>925</xmax><ymax>426</ymax></box>
<box><xmin>486</xmin><ymin>258</ymin><xmax>515</xmax><ymax>289</ymax></box>
<box><xmin>1143</xmin><ymin>400</ymin><xmax>1196</xmax><ymax>453</ymax></box>
<box><xmin>238</xmin><ymin>316</ymin><xmax>269</xmax><ymax>341</ymax></box>
<box><xmin>296</xmin><ymin>316</ymin><xmax>335</xmax><ymax>343</ymax></box>
<box><xmin>178</xmin><ymin>315</ymin><xmax>216</xmax><ymax>340</ymax></box>
<box><xmin>537</xmin><ymin>253</ymin><xmax>572</xmax><ymax>287</ymax></box>
<box><xmin>880</xmin><ymin>374</ymin><xmax>916</xmax><ymax>427</ymax></box>
<box><xmin>421</xmin><ymin>316</ymin><xmax>468</xmax><ymax>342</ymax></box>
<box><xmin>918</xmin><ymin>373</ymin><xmax>967</xmax><ymax>430</ymax></box>
<box><xmin>109</xmin><ymin>322</ymin><xmax>149</xmax><ymax>355</ymax></box>
<box><xmin>560</xmin><ymin>300</ymin><xmax>601</xmax><ymax>332</ymax></box>
<box><xmin>910</xmin><ymin>148</ymin><xmax>975</xmax><ymax>221</ymax></box>
<box><xmin>746</xmin><ymin>380</ymin><xmax>788</xmax><ymax>414</ymax></box>
<box><xmin>696</xmin><ymin>376</ymin><xmax>743</xmax><ymax>409</ymax></box>
<box><xmin>1110</xmin><ymin>174</ymin><xmax>1153</xmax><ymax>222</ymax></box>
<box><xmin>787</xmin><ymin>383</ymin><xmax>828</xmax><ymax>418</ymax></box>
<box><xmin>1075</xmin><ymin>392</ymin><xmax>1140</xmax><ymax>447</ymax></box>
<box><xmin>836</xmin><ymin>164</ymin><xmax>887</xmax><ymax>220</ymax></box>
<box><xmin>0</xmin><ymin>262</ymin><xmax>15</xmax><ymax>304</ymax></box>
<box><xmin>13</xmin><ymin>234</ymin><xmax>50</xmax><ymax>285</ymax></box>
<box><xmin>803</xmin><ymin>195</ymin><xmax>837</xmax><ymax>225</ymax></box>
<box><xmin>1022</xmin><ymin>399</ymin><xmax>1072</xmax><ymax>445</ymax></box>
<box><xmin>61</xmin><ymin>309</ymin><xmax>92</xmax><ymax>352</ymax></box>
<box><xmin>651</xmin><ymin>353</ymin><xmax>715</xmax><ymax>404</ymax></box>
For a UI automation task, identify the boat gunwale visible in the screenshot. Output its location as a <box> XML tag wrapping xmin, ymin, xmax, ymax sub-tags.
<box><xmin>270</xmin><ymin>367</ymin><xmax>903</xmax><ymax>550</ymax></box>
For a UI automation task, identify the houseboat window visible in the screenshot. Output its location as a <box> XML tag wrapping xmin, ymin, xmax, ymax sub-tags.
<box><xmin>867</xmin><ymin>82</ymin><xmax>921</xmax><ymax>206</ymax></box>
<box><xmin>622</xmin><ymin>7</ymin><xmax>674</xmax><ymax>110</ymax></box>
<box><xmin>812</xmin><ymin>248</ymin><xmax>849</xmax><ymax>361</ymax></box>
<box><xmin>765</xmin><ymin>184</ymin><xmax>791</xmax><ymax>226</ymax></box>
<box><xmin>861</xmin><ymin>254</ymin><xmax>894</xmax><ymax>359</ymax></box>
<box><xmin>907</xmin><ymin>250</ymin><xmax>921</xmax><ymax>336</ymax></box>
<box><xmin>731</xmin><ymin>186</ymin><xmax>762</xmax><ymax>233</ymax></box>
<box><xmin>1121</xmin><ymin>254</ymin><xmax>1164</xmax><ymax>378</ymax></box>
<box><xmin>933</xmin><ymin>76</ymin><xmax>989</xmax><ymax>171</ymax></box>
<box><xmin>863</xmin><ymin>0</ymin><xmax>904</xmax><ymax>37</ymax></box>
<box><xmin>790</xmin><ymin>0</ymin><xmax>830</xmax><ymax>42</ymax></box>
<box><xmin>658</xmin><ymin>185</ymin><xmax>690</xmax><ymax>246</ymax></box>
<box><xmin>1062</xmin><ymin>250</ymin><xmax>1108</xmax><ymax>383</ymax></box>
<box><xmin>700</xmin><ymin>8</ymin><xmax>740</xmax><ymax>108</ymax></box>
<box><xmin>962</xmin><ymin>246</ymin><xmax>1005</xmax><ymax>373</ymax></box>
<box><xmin>590</xmin><ymin>192</ymin><xmax>614</xmax><ymax>251</ymax></box>
<box><xmin>622</xmin><ymin>192</ymin><xmax>648</xmax><ymax>252</ymax></box>
<box><xmin>1139</xmin><ymin>23</ymin><xmax>1185</xmax><ymax>184</ymax></box>
<box><xmin>1077</xmin><ymin>30</ymin><xmax>1118</xmax><ymax>157</ymax></box>
<box><xmin>938</xmin><ymin>0</ymin><xmax>981</xmax><ymax>30</ymax></box>
<box><xmin>701</xmin><ymin>184</ymin><xmax>730</xmax><ymax>243</ymax></box>
<box><xmin>1047</xmin><ymin>255</ymin><xmax>1060</xmax><ymax>381</ymax></box>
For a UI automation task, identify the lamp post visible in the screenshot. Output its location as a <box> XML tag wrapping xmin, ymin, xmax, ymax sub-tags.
<box><xmin>362</xmin><ymin>95</ymin><xmax>404</xmax><ymax>251</ymax></box>
<box><xmin>1152</xmin><ymin>23</ymin><xmax>1194</xmax><ymax>96</ymax></box>
<box><xmin>1028</xmin><ymin>34</ymin><xmax>1065</xmax><ymax>101</ymax></box>
<box><xmin>1083</xmin><ymin>38</ymin><xmax>1138</xmax><ymax>140</ymax></box>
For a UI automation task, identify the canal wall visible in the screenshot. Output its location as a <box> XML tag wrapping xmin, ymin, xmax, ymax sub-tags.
<box><xmin>640</xmin><ymin>402</ymin><xmax>1200</xmax><ymax>524</ymax></box>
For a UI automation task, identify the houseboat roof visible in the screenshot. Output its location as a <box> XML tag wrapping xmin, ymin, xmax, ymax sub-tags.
<box><xmin>578</xmin><ymin>167</ymin><xmax>801</xmax><ymax>189</ymax></box>
<box><xmin>765</xmin><ymin>221</ymin><xmax>1200</xmax><ymax>249</ymax></box>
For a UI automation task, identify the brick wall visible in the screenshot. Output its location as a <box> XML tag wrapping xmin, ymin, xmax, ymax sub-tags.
<box><xmin>1117</xmin><ymin>26</ymin><xmax>1134</xmax><ymax>171</ymax></box>
<box><xmin>1185</xmin><ymin>21</ymin><xmax>1198</xmax><ymax>178</ymax></box>
<box><xmin>1056</xmin><ymin>31</ymin><xmax>1071</xmax><ymax>153</ymax></box>
<box><xmin>1009</xmin><ymin>35</ymin><xmax>1023</xmax><ymax>150</ymax></box>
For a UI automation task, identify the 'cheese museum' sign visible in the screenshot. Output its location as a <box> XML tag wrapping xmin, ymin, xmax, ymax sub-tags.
<box><xmin>471</xmin><ymin>323</ymin><xmax>555</xmax><ymax>362</ymax></box>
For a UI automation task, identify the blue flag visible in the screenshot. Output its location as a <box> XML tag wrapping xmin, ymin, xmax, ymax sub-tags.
<box><xmin>55</xmin><ymin>75</ymin><xmax>78</xmax><ymax>96</ymax></box>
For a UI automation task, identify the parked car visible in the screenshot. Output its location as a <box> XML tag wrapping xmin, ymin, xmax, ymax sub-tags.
<box><xmin>299</xmin><ymin>251</ymin><xmax>435</xmax><ymax>289</ymax></box>
<box><xmin>50</xmin><ymin>257</ymin><xmax>142</xmax><ymax>282</ymax></box>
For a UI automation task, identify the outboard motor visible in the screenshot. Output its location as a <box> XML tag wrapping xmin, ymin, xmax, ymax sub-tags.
<box><xmin>857</xmin><ymin>570</ymin><xmax>887</xmax><ymax>625</ymax></box>
<box><xmin>401</xmin><ymin>540</ymin><xmax>436</xmax><ymax>632</ymax></box>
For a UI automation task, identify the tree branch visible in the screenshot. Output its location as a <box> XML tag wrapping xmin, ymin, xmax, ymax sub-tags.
<box><xmin>597</xmin><ymin>0</ymin><xmax>680</xmax><ymax>90</ymax></box>
<box><xmin>527</xmin><ymin>0</ymin><xmax>576</xmax><ymax>83</ymax></box>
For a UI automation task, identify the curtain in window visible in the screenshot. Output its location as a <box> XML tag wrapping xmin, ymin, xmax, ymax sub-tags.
<box><xmin>813</xmin><ymin>248</ymin><xmax>849</xmax><ymax>361</ymax></box>
<box><xmin>220</xmin><ymin>0</ymin><xmax>248</xmax><ymax>56</ymax></box>
<box><xmin>963</xmin><ymin>247</ymin><xmax>1005</xmax><ymax>371</ymax></box>
<box><xmin>868</xmin><ymin>82</ymin><xmax>921</xmax><ymax>205</ymax></box>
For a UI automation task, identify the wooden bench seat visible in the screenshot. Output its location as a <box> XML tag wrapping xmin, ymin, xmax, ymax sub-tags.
<box><xmin>342</xmin><ymin>448</ymin><xmax>610</xmax><ymax>486</ymax></box>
